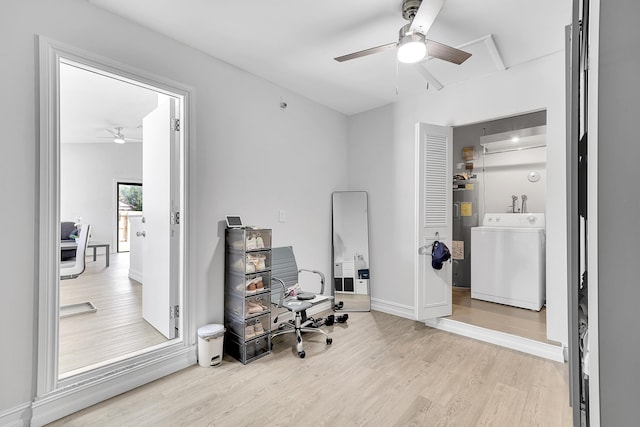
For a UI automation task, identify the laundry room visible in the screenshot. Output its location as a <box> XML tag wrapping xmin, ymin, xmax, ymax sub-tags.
<box><xmin>450</xmin><ymin>110</ymin><xmax>549</xmax><ymax>341</ymax></box>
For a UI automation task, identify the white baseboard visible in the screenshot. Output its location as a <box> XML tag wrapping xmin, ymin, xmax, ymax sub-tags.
<box><xmin>31</xmin><ymin>346</ymin><xmax>196</xmax><ymax>426</ymax></box>
<box><xmin>128</xmin><ymin>268</ymin><xmax>142</xmax><ymax>283</ymax></box>
<box><xmin>424</xmin><ymin>317</ymin><xmax>565</xmax><ymax>362</ymax></box>
<box><xmin>0</xmin><ymin>402</ymin><xmax>31</xmax><ymax>427</ymax></box>
<box><xmin>371</xmin><ymin>297</ymin><xmax>415</xmax><ymax>320</ymax></box>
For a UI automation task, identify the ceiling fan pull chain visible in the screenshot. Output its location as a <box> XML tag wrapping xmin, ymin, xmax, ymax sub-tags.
<box><xmin>395</xmin><ymin>58</ymin><xmax>399</xmax><ymax>95</ymax></box>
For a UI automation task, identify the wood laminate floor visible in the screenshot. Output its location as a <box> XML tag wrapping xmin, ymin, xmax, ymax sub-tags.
<box><xmin>59</xmin><ymin>252</ymin><xmax>168</xmax><ymax>375</ymax></box>
<box><xmin>450</xmin><ymin>287</ymin><xmax>549</xmax><ymax>343</ymax></box>
<box><xmin>449</xmin><ymin>287</ymin><xmax>549</xmax><ymax>342</ymax></box>
<box><xmin>49</xmin><ymin>310</ymin><xmax>572</xmax><ymax>426</ymax></box>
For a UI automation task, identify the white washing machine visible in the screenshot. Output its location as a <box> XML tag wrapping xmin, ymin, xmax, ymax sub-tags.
<box><xmin>470</xmin><ymin>213</ymin><xmax>545</xmax><ymax>311</ymax></box>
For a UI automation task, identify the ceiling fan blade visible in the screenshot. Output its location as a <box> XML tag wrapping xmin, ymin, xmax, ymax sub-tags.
<box><xmin>426</xmin><ymin>39</ymin><xmax>471</xmax><ymax>65</ymax></box>
<box><xmin>334</xmin><ymin>42</ymin><xmax>397</xmax><ymax>62</ymax></box>
<box><xmin>409</xmin><ymin>0</ymin><xmax>445</xmax><ymax>34</ymax></box>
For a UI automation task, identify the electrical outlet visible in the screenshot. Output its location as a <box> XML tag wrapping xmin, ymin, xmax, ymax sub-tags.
<box><xmin>279</xmin><ymin>210</ymin><xmax>286</xmax><ymax>223</ymax></box>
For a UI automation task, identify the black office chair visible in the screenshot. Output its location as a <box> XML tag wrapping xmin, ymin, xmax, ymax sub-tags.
<box><xmin>270</xmin><ymin>246</ymin><xmax>332</xmax><ymax>358</ymax></box>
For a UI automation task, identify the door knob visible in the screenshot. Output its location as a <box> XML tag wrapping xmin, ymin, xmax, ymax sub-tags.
<box><xmin>136</xmin><ymin>231</ymin><xmax>146</xmax><ymax>237</ymax></box>
<box><xmin>418</xmin><ymin>246</ymin><xmax>430</xmax><ymax>255</ymax></box>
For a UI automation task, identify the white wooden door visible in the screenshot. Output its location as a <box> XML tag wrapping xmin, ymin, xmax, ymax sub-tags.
<box><xmin>141</xmin><ymin>95</ymin><xmax>179</xmax><ymax>339</ymax></box>
<box><xmin>416</xmin><ymin>122</ymin><xmax>453</xmax><ymax>320</ymax></box>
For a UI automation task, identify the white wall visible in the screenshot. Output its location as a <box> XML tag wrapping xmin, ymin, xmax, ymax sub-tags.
<box><xmin>347</xmin><ymin>51</ymin><xmax>568</xmax><ymax>344</ymax></box>
<box><xmin>479</xmin><ymin>147</ymin><xmax>547</xmax><ymax>215</ymax></box>
<box><xmin>0</xmin><ymin>0</ymin><xmax>347</xmax><ymax>421</ymax></box>
<box><xmin>60</xmin><ymin>142</ymin><xmax>143</xmax><ymax>249</ymax></box>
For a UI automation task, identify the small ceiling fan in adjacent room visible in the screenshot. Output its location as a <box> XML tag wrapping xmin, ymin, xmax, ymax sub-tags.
<box><xmin>100</xmin><ymin>126</ymin><xmax>142</xmax><ymax>144</ymax></box>
<box><xmin>334</xmin><ymin>0</ymin><xmax>471</xmax><ymax>88</ymax></box>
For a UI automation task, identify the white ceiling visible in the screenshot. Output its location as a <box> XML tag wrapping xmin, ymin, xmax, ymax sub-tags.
<box><xmin>60</xmin><ymin>63</ymin><xmax>157</xmax><ymax>143</ymax></box>
<box><xmin>89</xmin><ymin>0</ymin><xmax>571</xmax><ymax>116</ymax></box>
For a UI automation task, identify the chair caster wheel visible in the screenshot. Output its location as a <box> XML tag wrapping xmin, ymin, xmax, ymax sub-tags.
<box><xmin>298</xmin><ymin>351</ymin><xmax>306</xmax><ymax>358</ymax></box>
<box><xmin>326</xmin><ymin>338</ymin><xmax>332</xmax><ymax>345</ymax></box>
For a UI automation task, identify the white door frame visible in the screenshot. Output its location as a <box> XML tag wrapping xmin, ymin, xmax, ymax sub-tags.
<box><xmin>413</xmin><ymin>117</ymin><xmax>565</xmax><ymax>363</ymax></box>
<box><xmin>34</xmin><ymin>36</ymin><xmax>196</xmax><ymax>425</ymax></box>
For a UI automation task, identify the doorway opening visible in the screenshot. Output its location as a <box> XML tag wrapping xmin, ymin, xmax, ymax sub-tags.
<box><xmin>117</xmin><ymin>182</ymin><xmax>143</xmax><ymax>253</ymax></box>
<box><xmin>450</xmin><ymin>110</ymin><xmax>549</xmax><ymax>344</ymax></box>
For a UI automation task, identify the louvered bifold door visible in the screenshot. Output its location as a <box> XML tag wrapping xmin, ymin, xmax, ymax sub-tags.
<box><xmin>416</xmin><ymin>123</ymin><xmax>452</xmax><ymax>320</ymax></box>
<box><xmin>424</xmin><ymin>134</ymin><xmax>449</xmax><ymax>227</ymax></box>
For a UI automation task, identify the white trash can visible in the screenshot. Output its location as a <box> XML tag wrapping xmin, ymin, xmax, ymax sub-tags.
<box><xmin>197</xmin><ymin>324</ymin><xmax>225</xmax><ymax>367</ymax></box>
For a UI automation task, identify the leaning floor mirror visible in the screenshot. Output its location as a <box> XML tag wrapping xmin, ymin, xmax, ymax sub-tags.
<box><xmin>332</xmin><ymin>191</ymin><xmax>370</xmax><ymax>311</ymax></box>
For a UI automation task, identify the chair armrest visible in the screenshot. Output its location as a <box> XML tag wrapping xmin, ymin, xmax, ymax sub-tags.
<box><xmin>271</xmin><ymin>277</ymin><xmax>287</xmax><ymax>308</ymax></box>
<box><xmin>298</xmin><ymin>269</ymin><xmax>325</xmax><ymax>294</ymax></box>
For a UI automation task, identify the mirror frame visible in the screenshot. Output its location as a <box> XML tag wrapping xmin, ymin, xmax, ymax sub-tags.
<box><xmin>34</xmin><ymin>36</ymin><xmax>196</xmax><ymax>424</ymax></box>
<box><xmin>331</xmin><ymin>191</ymin><xmax>371</xmax><ymax>312</ymax></box>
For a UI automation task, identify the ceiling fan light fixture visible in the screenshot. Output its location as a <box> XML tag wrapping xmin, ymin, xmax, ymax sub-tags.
<box><xmin>397</xmin><ymin>27</ymin><xmax>427</xmax><ymax>64</ymax></box>
<box><xmin>113</xmin><ymin>135</ymin><xmax>126</xmax><ymax>144</ymax></box>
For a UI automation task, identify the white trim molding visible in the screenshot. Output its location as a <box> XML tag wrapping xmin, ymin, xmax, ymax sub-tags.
<box><xmin>424</xmin><ymin>317</ymin><xmax>565</xmax><ymax>362</ymax></box>
<box><xmin>371</xmin><ymin>298</ymin><xmax>415</xmax><ymax>320</ymax></box>
<box><xmin>31</xmin><ymin>348</ymin><xmax>195</xmax><ymax>426</ymax></box>
<box><xmin>372</xmin><ymin>298</ymin><xmax>564</xmax><ymax>361</ymax></box>
<box><xmin>0</xmin><ymin>402</ymin><xmax>31</xmax><ymax>427</ymax></box>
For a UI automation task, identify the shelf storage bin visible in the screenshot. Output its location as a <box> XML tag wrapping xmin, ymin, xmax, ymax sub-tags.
<box><xmin>226</xmin><ymin>228</ymin><xmax>272</xmax><ymax>251</ymax></box>
<box><xmin>226</xmin><ymin>270</ymin><xmax>272</xmax><ymax>297</ymax></box>
<box><xmin>225</xmin><ymin>311</ymin><xmax>270</xmax><ymax>340</ymax></box>
<box><xmin>227</xmin><ymin>250</ymin><xmax>271</xmax><ymax>274</ymax></box>
<box><xmin>225</xmin><ymin>333</ymin><xmax>271</xmax><ymax>365</ymax></box>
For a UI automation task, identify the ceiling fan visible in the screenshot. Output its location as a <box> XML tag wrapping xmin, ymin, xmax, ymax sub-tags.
<box><xmin>334</xmin><ymin>0</ymin><xmax>471</xmax><ymax>67</ymax></box>
<box><xmin>101</xmin><ymin>126</ymin><xmax>142</xmax><ymax>144</ymax></box>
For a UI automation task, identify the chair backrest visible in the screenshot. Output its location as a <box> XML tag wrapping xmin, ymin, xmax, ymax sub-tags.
<box><xmin>60</xmin><ymin>224</ymin><xmax>91</xmax><ymax>279</ymax></box>
<box><xmin>271</xmin><ymin>246</ymin><xmax>298</xmax><ymax>305</ymax></box>
<box><xmin>61</xmin><ymin>221</ymin><xmax>76</xmax><ymax>240</ymax></box>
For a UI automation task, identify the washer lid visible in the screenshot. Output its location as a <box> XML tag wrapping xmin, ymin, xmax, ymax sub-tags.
<box><xmin>198</xmin><ymin>323</ymin><xmax>225</xmax><ymax>338</ymax></box>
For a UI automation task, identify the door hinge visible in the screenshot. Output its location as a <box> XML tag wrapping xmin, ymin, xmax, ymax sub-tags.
<box><xmin>171</xmin><ymin>211</ymin><xmax>180</xmax><ymax>225</ymax></box>
<box><xmin>170</xmin><ymin>305</ymin><xmax>180</xmax><ymax>318</ymax></box>
<box><xmin>171</xmin><ymin>118</ymin><xmax>180</xmax><ymax>132</ymax></box>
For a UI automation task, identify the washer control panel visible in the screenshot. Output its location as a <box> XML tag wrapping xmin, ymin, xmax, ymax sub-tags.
<box><xmin>482</xmin><ymin>213</ymin><xmax>545</xmax><ymax>228</ymax></box>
